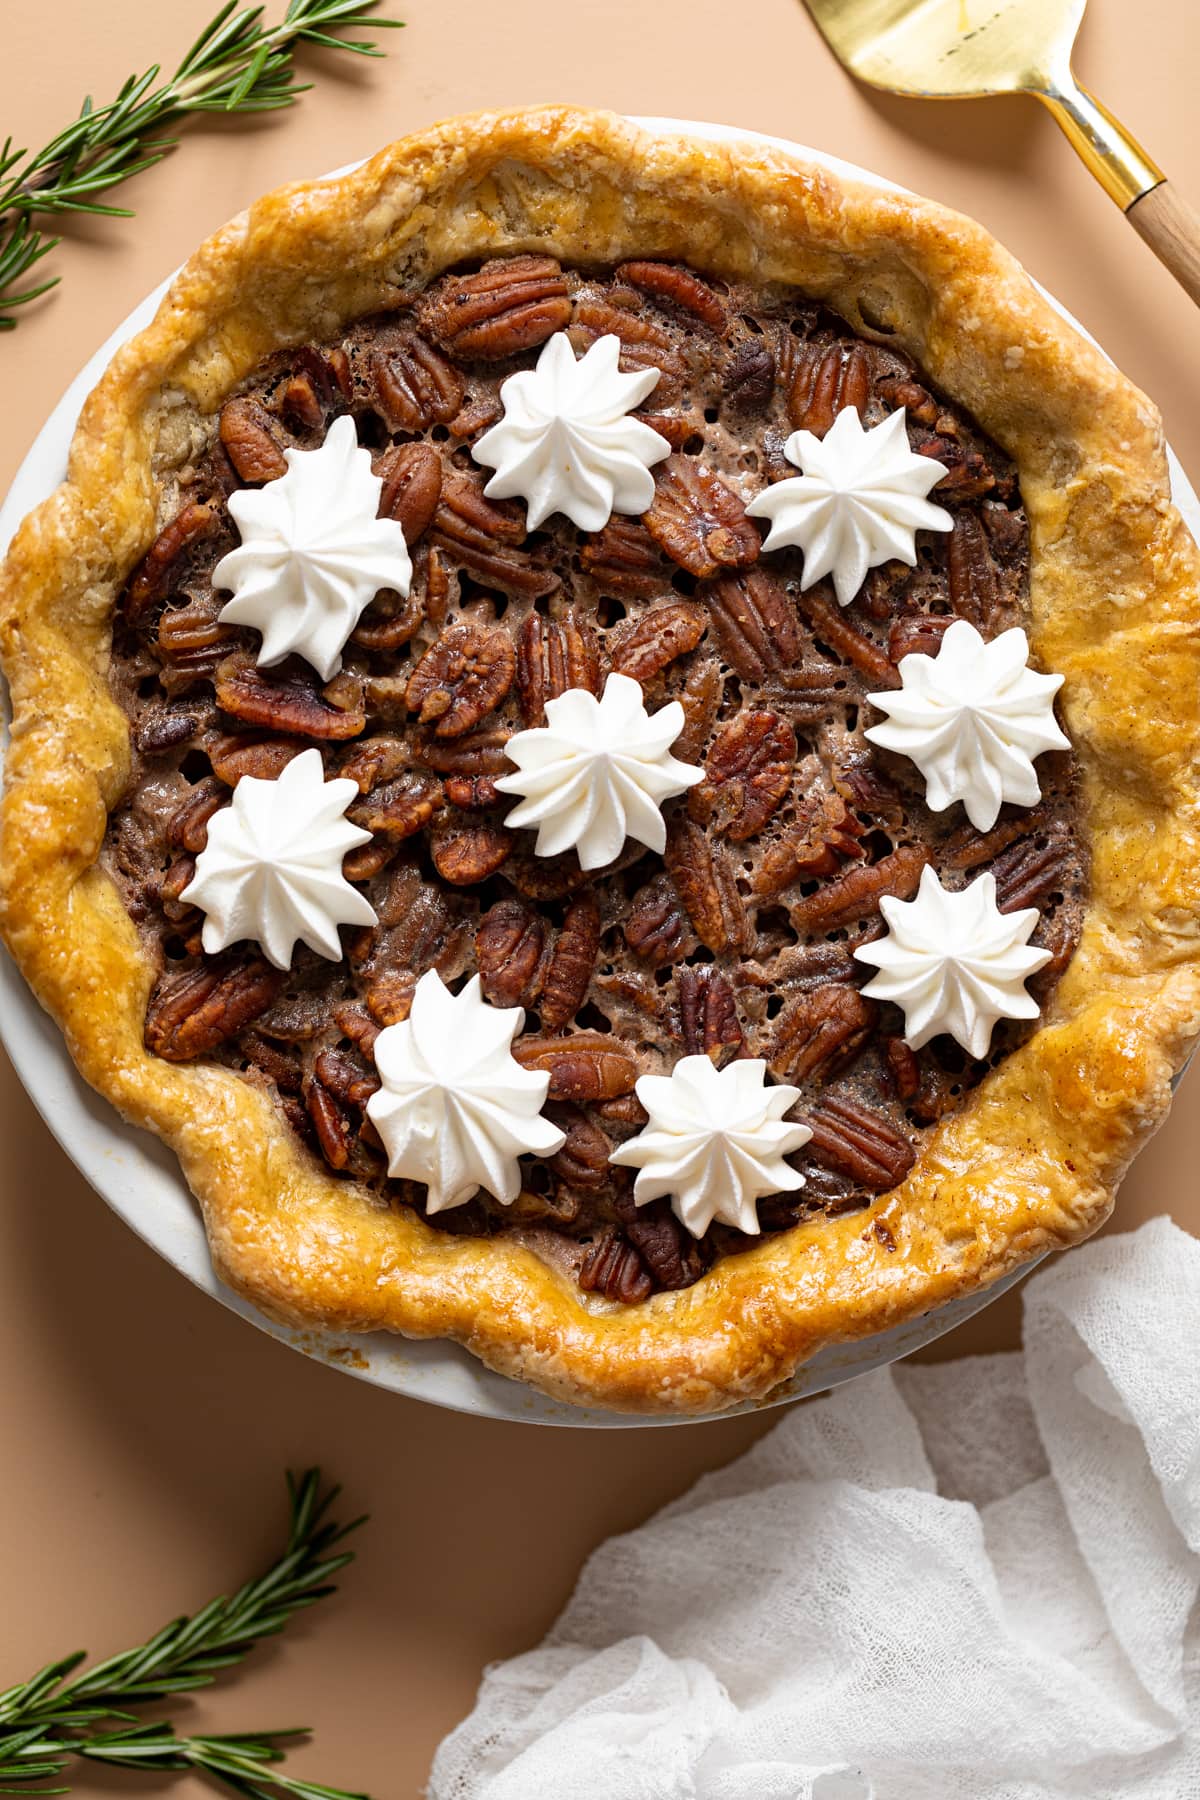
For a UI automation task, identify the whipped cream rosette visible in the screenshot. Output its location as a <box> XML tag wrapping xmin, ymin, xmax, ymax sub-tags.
<box><xmin>747</xmin><ymin>405</ymin><xmax>953</xmax><ymax>606</ymax></box>
<box><xmin>496</xmin><ymin>672</ymin><xmax>703</xmax><ymax>870</ymax></box>
<box><xmin>180</xmin><ymin>747</ymin><xmax>377</xmax><ymax>969</ymax></box>
<box><xmin>214</xmin><ymin>413</ymin><xmax>412</xmax><ymax>681</ymax></box>
<box><xmin>854</xmin><ymin>865</ymin><xmax>1052</xmax><ymax>1058</ymax></box>
<box><xmin>610</xmin><ymin>1056</ymin><xmax>812</xmax><ymax>1238</ymax></box>
<box><xmin>366</xmin><ymin>970</ymin><xmax>566</xmax><ymax>1212</ymax></box>
<box><xmin>472</xmin><ymin>332</ymin><xmax>671</xmax><ymax>531</ymax></box>
<box><xmin>866</xmin><ymin>620</ymin><xmax>1069</xmax><ymax>830</ymax></box>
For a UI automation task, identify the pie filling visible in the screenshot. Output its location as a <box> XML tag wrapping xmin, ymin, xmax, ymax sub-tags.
<box><xmin>102</xmin><ymin>253</ymin><xmax>1087</xmax><ymax>1306</ymax></box>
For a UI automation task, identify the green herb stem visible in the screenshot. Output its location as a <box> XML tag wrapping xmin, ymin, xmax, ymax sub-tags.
<box><xmin>0</xmin><ymin>1471</ymin><xmax>369</xmax><ymax>1799</ymax></box>
<box><xmin>0</xmin><ymin>0</ymin><xmax>402</xmax><ymax>328</ymax></box>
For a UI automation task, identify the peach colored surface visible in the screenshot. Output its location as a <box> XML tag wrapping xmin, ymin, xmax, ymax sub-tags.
<box><xmin>2</xmin><ymin>3</ymin><xmax>1199</xmax><ymax>1793</ymax></box>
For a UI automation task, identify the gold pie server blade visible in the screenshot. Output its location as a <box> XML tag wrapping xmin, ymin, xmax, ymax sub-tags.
<box><xmin>801</xmin><ymin>0</ymin><xmax>1200</xmax><ymax>305</ymax></box>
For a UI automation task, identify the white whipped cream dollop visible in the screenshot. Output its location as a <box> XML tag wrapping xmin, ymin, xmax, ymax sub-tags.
<box><xmin>471</xmin><ymin>332</ymin><xmax>671</xmax><ymax>531</ymax></box>
<box><xmin>365</xmin><ymin>970</ymin><xmax>566</xmax><ymax>1213</ymax></box>
<box><xmin>180</xmin><ymin>746</ymin><xmax>377</xmax><ymax>969</ymax></box>
<box><xmin>495</xmin><ymin>672</ymin><xmax>703</xmax><ymax>870</ymax></box>
<box><xmin>213</xmin><ymin>413</ymin><xmax>413</xmax><ymax>682</ymax></box>
<box><xmin>746</xmin><ymin>405</ymin><xmax>953</xmax><ymax>607</ymax></box>
<box><xmin>610</xmin><ymin>1056</ymin><xmax>812</xmax><ymax>1239</ymax></box>
<box><xmin>854</xmin><ymin>865</ymin><xmax>1051</xmax><ymax>1058</ymax></box>
<box><xmin>865</xmin><ymin>620</ymin><xmax>1069</xmax><ymax>831</ymax></box>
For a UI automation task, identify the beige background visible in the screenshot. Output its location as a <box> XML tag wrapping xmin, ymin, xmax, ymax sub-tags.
<box><xmin>1</xmin><ymin>2</ymin><xmax>1199</xmax><ymax>1793</ymax></box>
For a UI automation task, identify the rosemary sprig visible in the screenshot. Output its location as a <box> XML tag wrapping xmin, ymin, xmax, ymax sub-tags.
<box><xmin>0</xmin><ymin>0</ymin><xmax>402</xmax><ymax>329</ymax></box>
<box><xmin>0</xmin><ymin>1470</ymin><xmax>370</xmax><ymax>1798</ymax></box>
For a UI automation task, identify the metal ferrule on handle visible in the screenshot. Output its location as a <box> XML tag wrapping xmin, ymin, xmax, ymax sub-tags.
<box><xmin>1037</xmin><ymin>76</ymin><xmax>1164</xmax><ymax>210</ymax></box>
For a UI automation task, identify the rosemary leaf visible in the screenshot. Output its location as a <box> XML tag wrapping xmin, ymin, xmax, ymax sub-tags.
<box><xmin>0</xmin><ymin>0</ymin><xmax>402</xmax><ymax>329</ymax></box>
<box><xmin>0</xmin><ymin>1472</ymin><xmax>370</xmax><ymax>1797</ymax></box>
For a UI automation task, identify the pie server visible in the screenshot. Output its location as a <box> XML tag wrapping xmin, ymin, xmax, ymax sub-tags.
<box><xmin>800</xmin><ymin>0</ymin><xmax>1200</xmax><ymax>305</ymax></box>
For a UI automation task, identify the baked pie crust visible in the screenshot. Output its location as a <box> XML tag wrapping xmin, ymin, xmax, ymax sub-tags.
<box><xmin>2</xmin><ymin>106</ymin><xmax>1199</xmax><ymax>1413</ymax></box>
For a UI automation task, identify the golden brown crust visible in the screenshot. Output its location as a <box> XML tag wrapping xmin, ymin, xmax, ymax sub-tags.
<box><xmin>3</xmin><ymin>107</ymin><xmax>1199</xmax><ymax>1413</ymax></box>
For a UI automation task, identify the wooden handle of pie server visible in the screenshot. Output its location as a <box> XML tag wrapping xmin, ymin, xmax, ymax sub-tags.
<box><xmin>1038</xmin><ymin>79</ymin><xmax>1200</xmax><ymax>306</ymax></box>
<box><xmin>1127</xmin><ymin>182</ymin><xmax>1200</xmax><ymax>307</ymax></box>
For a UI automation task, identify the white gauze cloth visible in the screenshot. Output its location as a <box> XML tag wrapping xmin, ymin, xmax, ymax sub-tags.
<box><xmin>430</xmin><ymin>1218</ymin><xmax>1200</xmax><ymax>1800</ymax></box>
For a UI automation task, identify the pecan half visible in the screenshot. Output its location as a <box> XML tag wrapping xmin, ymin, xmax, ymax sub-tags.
<box><xmin>406</xmin><ymin>624</ymin><xmax>516</xmax><ymax>738</ymax></box>
<box><xmin>540</xmin><ymin>895</ymin><xmax>601</xmax><ymax>1030</ymax></box>
<box><xmin>673</xmin><ymin>658</ymin><xmax>723</xmax><ymax>764</ymax></box>
<box><xmin>279</xmin><ymin>375</ymin><xmax>325</xmax><ymax>434</ymax></box>
<box><xmin>355</xmin><ymin>866</ymin><xmax>463</xmax><ymax>1023</ymax></box>
<box><xmin>624</xmin><ymin>873</ymin><xmax>695</xmax><ymax>965</ymax></box>
<box><xmin>516</xmin><ymin>609</ymin><xmax>602</xmax><ymax>727</ymax></box>
<box><xmin>443</xmin><ymin>774</ymin><xmax>501</xmax><ymax>810</ymax></box>
<box><xmin>548</xmin><ymin>1106</ymin><xmax>616</xmax><ymax>1193</ymax></box>
<box><xmin>157</xmin><ymin>598</ymin><xmax>238</xmax><ymax>683</ymax></box>
<box><xmin>724</xmin><ymin>339</ymin><xmax>776</xmax><ymax>413</ymax></box>
<box><xmin>793</xmin><ymin>586</ymin><xmax>897</xmax><ymax>688</ymax></box>
<box><xmin>430</xmin><ymin>819</ymin><xmax>512</xmax><ymax>885</ymax></box>
<box><xmin>785</xmin><ymin>340</ymin><xmax>871</xmax><ymax>435</ymax></box>
<box><xmin>430</xmin><ymin>468</ymin><xmax>555</xmax><ymax>595</ymax></box>
<box><xmin>789</xmin><ymin>845</ymin><xmax>928</xmax><ymax>933</ymax></box>
<box><xmin>208</xmin><ymin>734</ymin><xmax>305</xmax><ymax>785</ymax></box>
<box><xmin>333</xmin><ymin>1004</ymin><xmax>381</xmax><ymax>1058</ymax></box>
<box><xmin>832</xmin><ymin>750</ymin><xmax>905</xmax><ymax>828</ymax></box>
<box><xmin>158</xmin><ymin>855</ymin><xmax>197</xmax><ymax>920</ymax></box>
<box><xmin>571</xmin><ymin>295</ymin><xmax>687</xmax><ymax>396</ymax></box>
<box><xmin>219</xmin><ymin>396</ymin><xmax>287</xmax><ymax>483</ymax></box>
<box><xmin>888</xmin><ymin>613</ymin><xmax>951</xmax><ymax>664</ymax></box>
<box><xmin>626</xmin><ymin>1204</ymin><xmax>707</xmax><ymax>1291</ymax></box>
<box><xmin>643</xmin><ymin>456</ymin><xmax>760</xmax><ymax>579</ymax></box>
<box><xmin>313</xmin><ymin>1046</ymin><xmax>381</xmax><ymax>1111</ymax></box>
<box><xmin>947</xmin><ymin>513</ymin><xmax>1001</xmax><ymax>628</ymax></box>
<box><xmin>917</xmin><ymin>435</ymin><xmax>997</xmax><ymax>502</ymax></box>
<box><xmin>338</xmin><ymin>734</ymin><xmax>411</xmax><ymax>792</ymax></box>
<box><xmin>421</xmin><ymin>255</ymin><xmax>572</xmax><ymax>359</ymax></box>
<box><xmin>990</xmin><ymin>829</ymin><xmax>1077</xmax><ymax>914</ymax></box>
<box><xmin>145</xmin><ymin>957</ymin><xmax>283</xmax><ymax>1061</ymax></box>
<box><xmin>241</xmin><ymin>1031</ymin><xmax>304</xmax><ymax>1092</ymax></box>
<box><xmin>752</xmin><ymin>789</ymin><xmax>866</xmax><ymax>896</ymax></box>
<box><xmin>167</xmin><ymin>778</ymin><xmax>225</xmax><ymax>852</ymax></box>
<box><xmin>348</xmin><ymin>772</ymin><xmax>443</xmax><ymax>839</ymax></box>
<box><xmin>609</xmin><ymin>600</ymin><xmax>706</xmax><ymax>683</ymax></box>
<box><xmin>804</xmin><ymin>1096</ymin><xmax>916</xmax><ymax>1190</ymax></box>
<box><xmin>676</xmin><ymin>965</ymin><xmax>742</xmax><ymax>1061</ymax></box>
<box><xmin>941</xmin><ymin>810</ymin><xmax>1040</xmax><ymax>872</ymax></box>
<box><xmin>770</xmin><ymin>985</ymin><xmax>877</xmax><ymax>1084</ymax></box>
<box><xmin>579</xmin><ymin>1230</ymin><xmax>653</xmax><ymax>1305</ymax></box>
<box><xmin>475</xmin><ymin>899</ymin><xmax>549</xmax><ymax>1008</ymax></box>
<box><xmin>579</xmin><ymin>516</ymin><xmax>672</xmax><ymax>597</ymax></box>
<box><xmin>694</xmin><ymin>710</ymin><xmax>794</xmax><ymax>840</ymax></box>
<box><xmin>375</xmin><ymin>441</ymin><xmax>443</xmax><ymax>544</ymax></box>
<box><xmin>126</xmin><ymin>503</ymin><xmax>216</xmax><ymax>621</ymax></box>
<box><xmin>664</xmin><ymin>817</ymin><xmax>749</xmax><ymax>954</ymax></box>
<box><xmin>417</xmin><ymin>725</ymin><xmax>512</xmax><ymax>778</ymax></box>
<box><xmin>615</xmin><ymin>260</ymin><xmax>727</xmax><ymax>330</ymax></box>
<box><xmin>877</xmin><ymin>374</ymin><xmax>939</xmax><ymax>427</ymax></box>
<box><xmin>512</xmin><ymin>1032</ymin><xmax>639</xmax><ymax>1102</ymax></box>
<box><xmin>635</xmin><ymin>413</ymin><xmax>694</xmax><ymax>452</ymax></box>
<box><xmin>215</xmin><ymin>654</ymin><xmax>366</xmax><ymax>740</ymax></box>
<box><xmin>306</xmin><ymin>1081</ymin><xmax>352</xmax><ymax>1170</ymax></box>
<box><xmin>370</xmin><ymin>332</ymin><xmax>464</xmax><ymax>431</ymax></box>
<box><xmin>701</xmin><ymin>567</ymin><xmax>801</xmax><ymax>681</ymax></box>
<box><xmin>881</xmin><ymin>1035</ymin><xmax>920</xmax><ymax>1101</ymax></box>
<box><xmin>351</xmin><ymin>582</ymin><xmax>425</xmax><ymax>653</ymax></box>
<box><xmin>136</xmin><ymin>710</ymin><xmax>205</xmax><ymax>756</ymax></box>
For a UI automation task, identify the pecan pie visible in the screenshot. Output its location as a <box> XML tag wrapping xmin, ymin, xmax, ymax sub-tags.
<box><xmin>2</xmin><ymin>109</ymin><xmax>1199</xmax><ymax>1413</ymax></box>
